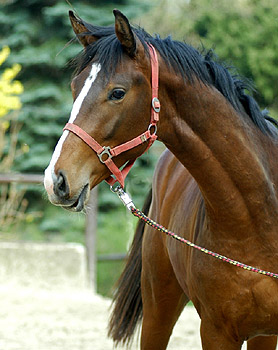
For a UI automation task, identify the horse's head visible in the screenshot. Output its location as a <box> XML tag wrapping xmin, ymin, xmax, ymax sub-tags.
<box><xmin>44</xmin><ymin>10</ymin><xmax>158</xmax><ymax>211</ymax></box>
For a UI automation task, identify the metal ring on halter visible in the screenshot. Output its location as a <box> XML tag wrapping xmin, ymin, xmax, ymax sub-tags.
<box><xmin>148</xmin><ymin>123</ymin><xmax>157</xmax><ymax>135</ymax></box>
<box><xmin>152</xmin><ymin>97</ymin><xmax>161</xmax><ymax>113</ymax></box>
<box><xmin>98</xmin><ymin>146</ymin><xmax>112</xmax><ymax>163</ymax></box>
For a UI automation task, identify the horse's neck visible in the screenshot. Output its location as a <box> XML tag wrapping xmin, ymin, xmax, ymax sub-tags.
<box><xmin>159</xmin><ymin>78</ymin><xmax>278</xmax><ymax>235</ymax></box>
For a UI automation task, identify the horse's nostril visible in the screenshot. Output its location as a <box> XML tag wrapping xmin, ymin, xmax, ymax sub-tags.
<box><xmin>57</xmin><ymin>172</ymin><xmax>66</xmax><ymax>192</ymax></box>
<box><xmin>54</xmin><ymin>171</ymin><xmax>69</xmax><ymax>199</ymax></box>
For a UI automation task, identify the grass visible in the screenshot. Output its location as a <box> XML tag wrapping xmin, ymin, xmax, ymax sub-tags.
<box><xmin>97</xmin><ymin>260</ymin><xmax>126</xmax><ymax>297</ymax></box>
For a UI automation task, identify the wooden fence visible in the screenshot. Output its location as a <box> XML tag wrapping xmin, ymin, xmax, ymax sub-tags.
<box><xmin>0</xmin><ymin>173</ymin><xmax>126</xmax><ymax>291</ymax></box>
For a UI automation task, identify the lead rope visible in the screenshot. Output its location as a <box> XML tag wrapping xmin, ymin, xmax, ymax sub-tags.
<box><xmin>111</xmin><ymin>186</ymin><xmax>278</xmax><ymax>279</ymax></box>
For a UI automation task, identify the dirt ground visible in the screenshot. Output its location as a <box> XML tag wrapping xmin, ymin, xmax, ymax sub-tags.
<box><xmin>0</xmin><ymin>283</ymin><xmax>202</xmax><ymax>350</ymax></box>
<box><xmin>0</xmin><ymin>283</ymin><xmax>252</xmax><ymax>350</ymax></box>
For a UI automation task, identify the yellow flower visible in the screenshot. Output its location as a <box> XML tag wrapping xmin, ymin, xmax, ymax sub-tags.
<box><xmin>0</xmin><ymin>46</ymin><xmax>23</xmax><ymax>118</ymax></box>
<box><xmin>2</xmin><ymin>64</ymin><xmax>22</xmax><ymax>81</ymax></box>
<box><xmin>0</xmin><ymin>46</ymin><xmax>10</xmax><ymax>66</ymax></box>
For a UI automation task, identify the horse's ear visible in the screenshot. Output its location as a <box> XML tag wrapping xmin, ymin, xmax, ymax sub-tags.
<box><xmin>69</xmin><ymin>11</ymin><xmax>97</xmax><ymax>47</ymax></box>
<box><xmin>113</xmin><ymin>9</ymin><xmax>138</xmax><ymax>57</ymax></box>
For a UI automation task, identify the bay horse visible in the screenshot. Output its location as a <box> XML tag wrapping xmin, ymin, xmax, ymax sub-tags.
<box><xmin>44</xmin><ymin>9</ymin><xmax>278</xmax><ymax>350</ymax></box>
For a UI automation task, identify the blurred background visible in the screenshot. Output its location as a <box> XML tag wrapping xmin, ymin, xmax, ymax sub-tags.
<box><xmin>0</xmin><ymin>0</ymin><xmax>277</xmax><ymax>297</ymax></box>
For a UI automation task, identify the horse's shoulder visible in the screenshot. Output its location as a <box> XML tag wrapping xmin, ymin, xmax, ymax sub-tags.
<box><xmin>152</xmin><ymin>149</ymin><xmax>201</xmax><ymax>212</ymax></box>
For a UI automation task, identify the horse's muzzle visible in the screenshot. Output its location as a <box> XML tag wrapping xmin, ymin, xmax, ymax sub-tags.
<box><xmin>44</xmin><ymin>169</ymin><xmax>89</xmax><ymax>212</ymax></box>
<box><xmin>61</xmin><ymin>183</ymin><xmax>89</xmax><ymax>212</ymax></box>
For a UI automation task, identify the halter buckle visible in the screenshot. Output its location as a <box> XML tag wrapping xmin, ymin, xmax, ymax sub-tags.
<box><xmin>152</xmin><ymin>97</ymin><xmax>161</xmax><ymax>113</ymax></box>
<box><xmin>98</xmin><ymin>146</ymin><xmax>112</xmax><ymax>163</ymax></box>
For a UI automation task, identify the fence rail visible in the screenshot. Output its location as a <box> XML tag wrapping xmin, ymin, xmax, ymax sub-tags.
<box><xmin>0</xmin><ymin>173</ymin><xmax>126</xmax><ymax>291</ymax></box>
<box><xmin>0</xmin><ymin>173</ymin><xmax>44</xmax><ymax>183</ymax></box>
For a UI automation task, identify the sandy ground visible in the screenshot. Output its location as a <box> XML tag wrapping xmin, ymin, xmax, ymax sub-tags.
<box><xmin>0</xmin><ymin>283</ymin><xmax>203</xmax><ymax>350</ymax></box>
<box><xmin>0</xmin><ymin>283</ymin><xmax>252</xmax><ymax>350</ymax></box>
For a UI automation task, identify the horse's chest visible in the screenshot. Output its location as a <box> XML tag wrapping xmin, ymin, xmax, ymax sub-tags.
<box><xmin>169</xmin><ymin>239</ymin><xmax>278</xmax><ymax>334</ymax></box>
<box><xmin>242</xmin><ymin>278</ymin><xmax>278</xmax><ymax>333</ymax></box>
<box><xmin>198</xmin><ymin>266</ymin><xmax>278</xmax><ymax>335</ymax></box>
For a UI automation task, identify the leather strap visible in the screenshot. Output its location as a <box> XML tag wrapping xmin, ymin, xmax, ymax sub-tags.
<box><xmin>64</xmin><ymin>122</ymin><xmax>157</xmax><ymax>187</ymax></box>
<box><xmin>149</xmin><ymin>44</ymin><xmax>160</xmax><ymax>124</ymax></box>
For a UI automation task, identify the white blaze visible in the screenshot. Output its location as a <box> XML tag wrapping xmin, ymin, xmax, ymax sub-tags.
<box><xmin>44</xmin><ymin>63</ymin><xmax>101</xmax><ymax>194</ymax></box>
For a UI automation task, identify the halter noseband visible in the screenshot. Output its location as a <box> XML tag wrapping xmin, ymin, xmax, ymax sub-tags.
<box><xmin>63</xmin><ymin>44</ymin><xmax>160</xmax><ymax>188</ymax></box>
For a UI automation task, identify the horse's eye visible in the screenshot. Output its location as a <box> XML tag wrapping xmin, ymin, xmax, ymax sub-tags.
<box><xmin>109</xmin><ymin>89</ymin><xmax>126</xmax><ymax>101</ymax></box>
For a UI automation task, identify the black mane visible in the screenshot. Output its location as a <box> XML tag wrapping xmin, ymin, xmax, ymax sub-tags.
<box><xmin>73</xmin><ymin>22</ymin><xmax>278</xmax><ymax>137</ymax></box>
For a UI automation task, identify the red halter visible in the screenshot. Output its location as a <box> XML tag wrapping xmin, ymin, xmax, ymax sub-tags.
<box><xmin>63</xmin><ymin>44</ymin><xmax>160</xmax><ymax>188</ymax></box>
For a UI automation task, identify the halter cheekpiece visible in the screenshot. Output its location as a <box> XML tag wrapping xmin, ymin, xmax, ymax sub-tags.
<box><xmin>63</xmin><ymin>44</ymin><xmax>160</xmax><ymax>188</ymax></box>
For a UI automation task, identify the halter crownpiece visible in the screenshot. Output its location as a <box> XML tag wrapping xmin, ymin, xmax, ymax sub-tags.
<box><xmin>63</xmin><ymin>43</ymin><xmax>160</xmax><ymax>188</ymax></box>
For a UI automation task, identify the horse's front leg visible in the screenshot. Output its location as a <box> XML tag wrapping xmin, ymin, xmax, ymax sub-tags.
<box><xmin>247</xmin><ymin>335</ymin><xmax>277</xmax><ymax>350</ymax></box>
<box><xmin>200</xmin><ymin>319</ymin><xmax>243</xmax><ymax>350</ymax></box>
<box><xmin>140</xmin><ymin>228</ymin><xmax>189</xmax><ymax>350</ymax></box>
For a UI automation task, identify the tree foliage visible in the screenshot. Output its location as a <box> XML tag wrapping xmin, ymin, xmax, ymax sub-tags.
<box><xmin>190</xmin><ymin>0</ymin><xmax>278</xmax><ymax>110</ymax></box>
